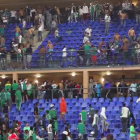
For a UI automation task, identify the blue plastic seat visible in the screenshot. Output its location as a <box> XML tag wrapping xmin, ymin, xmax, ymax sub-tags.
<box><xmin>85</xmin><ymin>98</ymin><xmax>91</xmax><ymax>103</ymax></box>
<box><xmin>81</xmin><ymin>103</ymin><xmax>87</xmax><ymax>108</ymax></box>
<box><xmin>72</xmin><ymin>98</ymin><xmax>77</xmax><ymax>103</ymax></box>
<box><xmin>119</xmin><ymin>97</ymin><xmax>125</xmax><ymax>102</ymax></box>
<box><xmin>92</xmin><ymin>98</ymin><xmax>98</xmax><ymax>103</ymax></box>
<box><xmin>52</xmin><ymin>99</ymin><xmax>57</xmax><ymax>103</ymax></box>
<box><xmin>98</xmin><ymin>98</ymin><xmax>104</xmax><ymax>103</ymax></box>
<box><xmin>78</xmin><ymin>98</ymin><xmax>84</xmax><ymax>103</ymax></box>
<box><xmin>112</xmin><ymin>97</ymin><xmax>118</xmax><ymax>102</ymax></box>
<box><xmin>75</xmin><ymin>102</ymin><xmax>81</xmax><ymax>107</ymax></box>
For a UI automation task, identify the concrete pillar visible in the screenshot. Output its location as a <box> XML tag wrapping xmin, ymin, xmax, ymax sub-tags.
<box><xmin>83</xmin><ymin>70</ymin><xmax>89</xmax><ymax>99</ymax></box>
<box><xmin>12</xmin><ymin>73</ymin><xmax>18</xmax><ymax>83</ymax></box>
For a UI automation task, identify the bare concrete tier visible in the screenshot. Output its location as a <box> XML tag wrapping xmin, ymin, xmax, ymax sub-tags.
<box><xmin>0</xmin><ymin>0</ymin><xmax>122</xmax><ymax>9</ymax></box>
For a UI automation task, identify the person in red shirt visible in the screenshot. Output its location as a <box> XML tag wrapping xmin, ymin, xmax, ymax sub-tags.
<box><xmin>75</xmin><ymin>83</ymin><xmax>80</xmax><ymax>98</ymax></box>
<box><xmin>60</xmin><ymin>97</ymin><xmax>67</xmax><ymax>122</ymax></box>
<box><xmin>17</xmin><ymin>122</ymin><xmax>21</xmax><ymax>134</ymax></box>
<box><xmin>8</xmin><ymin>132</ymin><xmax>19</xmax><ymax>140</ymax></box>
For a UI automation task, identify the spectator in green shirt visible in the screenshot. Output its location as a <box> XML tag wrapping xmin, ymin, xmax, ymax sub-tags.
<box><xmin>84</xmin><ymin>41</ymin><xmax>91</xmax><ymax>66</ymax></box>
<box><xmin>5</xmin><ymin>81</ymin><xmax>11</xmax><ymax>92</ymax></box>
<box><xmin>53</xmin><ymin>117</ymin><xmax>58</xmax><ymax>140</ymax></box>
<box><xmin>6</xmin><ymin>89</ymin><xmax>11</xmax><ymax>108</ymax></box>
<box><xmin>11</xmin><ymin>80</ymin><xmax>18</xmax><ymax>103</ymax></box>
<box><xmin>0</xmin><ymin>25</ymin><xmax>4</xmax><ymax>36</ymax></box>
<box><xmin>90</xmin><ymin>45</ymin><xmax>97</xmax><ymax>66</ymax></box>
<box><xmin>23</xmin><ymin>122</ymin><xmax>30</xmax><ymax>131</ymax></box>
<box><xmin>89</xmin><ymin>3</ymin><xmax>95</xmax><ymax>21</ymax></box>
<box><xmin>27</xmin><ymin>81</ymin><xmax>33</xmax><ymax>100</ymax></box>
<box><xmin>49</xmin><ymin>104</ymin><xmax>56</xmax><ymax>120</ymax></box>
<box><xmin>129</xmin><ymin>121</ymin><xmax>136</xmax><ymax>140</ymax></box>
<box><xmin>24</xmin><ymin>130</ymin><xmax>29</xmax><ymax>140</ymax></box>
<box><xmin>46</xmin><ymin>110</ymin><xmax>51</xmax><ymax>122</ymax></box>
<box><xmin>0</xmin><ymin>89</ymin><xmax>6</xmax><ymax>108</ymax></box>
<box><xmin>79</xmin><ymin>107</ymin><xmax>87</xmax><ymax>124</ymax></box>
<box><xmin>77</xmin><ymin>120</ymin><xmax>85</xmax><ymax>136</ymax></box>
<box><xmin>21</xmin><ymin>79</ymin><xmax>28</xmax><ymax>102</ymax></box>
<box><xmin>15</xmin><ymin>88</ymin><xmax>22</xmax><ymax>111</ymax></box>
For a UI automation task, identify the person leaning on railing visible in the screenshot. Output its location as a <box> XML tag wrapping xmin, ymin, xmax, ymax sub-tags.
<box><xmin>129</xmin><ymin>81</ymin><xmax>137</xmax><ymax>97</ymax></box>
<box><xmin>26</xmin><ymin>45</ymin><xmax>32</xmax><ymax>69</ymax></box>
<box><xmin>121</xmin><ymin>42</ymin><xmax>128</xmax><ymax>63</ymax></box>
<box><xmin>77</xmin><ymin>45</ymin><xmax>85</xmax><ymax>65</ymax></box>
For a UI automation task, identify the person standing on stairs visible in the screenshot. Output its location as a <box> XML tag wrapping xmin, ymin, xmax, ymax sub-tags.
<box><xmin>100</xmin><ymin>107</ymin><xmax>109</xmax><ymax>133</ymax></box>
<box><xmin>104</xmin><ymin>13</ymin><xmax>111</xmax><ymax>34</ymax></box>
<box><xmin>120</xmin><ymin>103</ymin><xmax>130</xmax><ymax>133</ymax></box>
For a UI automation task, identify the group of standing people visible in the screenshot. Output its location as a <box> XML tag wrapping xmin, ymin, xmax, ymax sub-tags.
<box><xmin>0</xmin><ymin>79</ymin><xmax>36</xmax><ymax>111</ymax></box>
<box><xmin>88</xmin><ymin>80</ymin><xmax>140</xmax><ymax>99</ymax></box>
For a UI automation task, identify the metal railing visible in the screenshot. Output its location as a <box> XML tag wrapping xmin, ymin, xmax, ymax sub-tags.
<box><xmin>0</xmin><ymin>47</ymin><xmax>140</xmax><ymax>70</ymax></box>
<box><xmin>1</xmin><ymin>86</ymin><xmax>139</xmax><ymax>101</ymax></box>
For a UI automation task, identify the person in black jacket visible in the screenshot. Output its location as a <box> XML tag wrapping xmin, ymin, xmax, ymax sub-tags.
<box><xmin>26</xmin><ymin>5</ymin><xmax>31</xmax><ymax>23</ymax></box>
<box><xmin>11</xmin><ymin>49</ymin><xmax>17</xmax><ymax>69</ymax></box>
<box><xmin>46</xmin><ymin>81</ymin><xmax>52</xmax><ymax>102</ymax></box>
<box><xmin>63</xmin><ymin>7</ymin><xmax>70</xmax><ymax>23</ymax></box>
<box><xmin>50</xmin><ymin>7</ymin><xmax>57</xmax><ymax>23</ymax></box>
<box><xmin>118</xmin><ymin>81</ymin><xmax>127</xmax><ymax>97</ymax></box>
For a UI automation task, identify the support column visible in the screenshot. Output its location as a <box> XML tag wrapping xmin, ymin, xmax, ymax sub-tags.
<box><xmin>83</xmin><ymin>70</ymin><xmax>89</xmax><ymax>99</ymax></box>
<box><xmin>12</xmin><ymin>73</ymin><xmax>18</xmax><ymax>83</ymax></box>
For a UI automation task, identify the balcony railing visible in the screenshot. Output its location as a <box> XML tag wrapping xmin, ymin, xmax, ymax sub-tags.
<box><xmin>0</xmin><ymin>47</ymin><xmax>139</xmax><ymax>70</ymax></box>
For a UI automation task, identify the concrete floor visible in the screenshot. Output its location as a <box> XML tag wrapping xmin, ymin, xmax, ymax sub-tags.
<box><xmin>32</xmin><ymin>30</ymin><xmax>49</xmax><ymax>51</ymax></box>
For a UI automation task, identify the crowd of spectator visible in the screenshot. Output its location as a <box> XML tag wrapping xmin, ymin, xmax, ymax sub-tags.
<box><xmin>0</xmin><ymin>78</ymin><xmax>140</xmax><ymax>111</ymax></box>
<box><xmin>0</xmin><ymin>1</ymin><xmax>140</xmax><ymax>69</ymax></box>
<box><xmin>1</xmin><ymin>79</ymin><xmax>140</xmax><ymax>139</ymax></box>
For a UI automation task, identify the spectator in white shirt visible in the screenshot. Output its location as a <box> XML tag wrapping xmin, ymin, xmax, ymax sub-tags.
<box><xmin>47</xmin><ymin>120</ymin><xmax>53</xmax><ymax>140</ymax></box>
<box><xmin>83</xmin><ymin>33</ymin><xmax>90</xmax><ymax>44</ymax></box>
<box><xmin>88</xmin><ymin>131</ymin><xmax>95</xmax><ymax>140</ymax></box>
<box><xmin>18</xmin><ymin>34</ymin><xmax>22</xmax><ymax>44</ymax></box>
<box><xmin>38</xmin><ymin>23</ymin><xmax>44</xmax><ymax>41</ymax></box>
<box><xmin>22</xmin><ymin>19</ymin><xmax>26</xmax><ymax>36</ymax></box>
<box><xmin>104</xmin><ymin>13</ymin><xmax>111</xmax><ymax>34</ymax></box>
<box><xmin>79</xmin><ymin>6</ymin><xmax>83</xmax><ymax>21</ymax></box>
<box><xmin>129</xmin><ymin>81</ymin><xmax>137</xmax><ymax>96</ymax></box>
<box><xmin>51</xmin><ymin>20</ymin><xmax>57</xmax><ymax>33</ymax></box>
<box><xmin>10</xmin><ymin>10</ymin><xmax>17</xmax><ymax>23</ymax></box>
<box><xmin>85</xmin><ymin>26</ymin><xmax>92</xmax><ymax>37</ymax></box>
<box><xmin>83</xmin><ymin>3</ymin><xmax>89</xmax><ymax>20</ymax></box>
<box><xmin>17</xmin><ymin>47</ymin><xmax>22</xmax><ymax>65</ymax></box>
<box><xmin>52</xmin><ymin>81</ymin><xmax>57</xmax><ymax>89</ymax></box>
<box><xmin>62</xmin><ymin>45</ymin><xmax>67</xmax><ymax>58</ymax></box>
